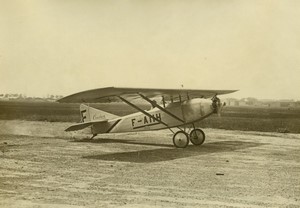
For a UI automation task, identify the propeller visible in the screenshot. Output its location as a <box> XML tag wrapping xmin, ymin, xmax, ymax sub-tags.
<box><xmin>212</xmin><ymin>96</ymin><xmax>226</xmax><ymax>117</ymax></box>
<box><xmin>217</xmin><ymin>102</ymin><xmax>226</xmax><ymax>117</ymax></box>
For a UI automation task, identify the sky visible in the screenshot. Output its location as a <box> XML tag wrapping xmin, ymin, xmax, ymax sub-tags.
<box><xmin>0</xmin><ymin>0</ymin><xmax>299</xmax><ymax>100</ymax></box>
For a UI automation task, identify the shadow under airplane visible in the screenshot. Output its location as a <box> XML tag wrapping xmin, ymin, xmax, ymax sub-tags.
<box><xmin>72</xmin><ymin>137</ymin><xmax>174</xmax><ymax>148</ymax></box>
<box><xmin>81</xmin><ymin>139</ymin><xmax>266</xmax><ymax>163</ymax></box>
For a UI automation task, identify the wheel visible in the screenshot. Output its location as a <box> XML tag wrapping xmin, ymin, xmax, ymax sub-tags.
<box><xmin>173</xmin><ymin>131</ymin><xmax>189</xmax><ymax>148</ymax></box>
<box><xmin>189</xmin><ymin>129</ymin><xmax>205</xmax><ymax>146</ymax></box>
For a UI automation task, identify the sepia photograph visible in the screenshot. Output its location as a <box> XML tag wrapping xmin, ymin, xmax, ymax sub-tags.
<box><xmin>0</xmin><ymin>1</ymin><xmax>299</xmax><ymax>207</ymax></box>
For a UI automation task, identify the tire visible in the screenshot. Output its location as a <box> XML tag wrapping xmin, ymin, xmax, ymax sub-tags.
<box><xmin>189</xmin><ymin>129</ymin><xmax>205</xmax><ymax>146</ymax></box>
<box><xmin>173</xmin><ymin>131</ymin><xmax>189</xmax><ymax>148</ymax></box>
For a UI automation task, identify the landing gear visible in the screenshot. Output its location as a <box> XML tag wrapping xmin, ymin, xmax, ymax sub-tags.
<box><xmin>172</xmin><ymin>127</ymin><xmax>205</xmax><ymax>148</ymax></box>
<box><xmin>190</xmin><ymin>129</ymin><xmax>205</xmax><ymax>146</ymax></box>
<box><xmin>172</xmin><ymin>131</ymin><xmax>189</xmax><ymax>148</ymax></box>
<box><xmin>90</xmin><ymin>134</ymin><xmax>97</xmax><ymax>140</ymax></box>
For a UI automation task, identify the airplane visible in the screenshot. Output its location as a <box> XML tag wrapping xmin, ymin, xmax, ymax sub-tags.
<box><xmin>58</xmin><ymin>87</ymin><xmax>237</xmax><ymax>148</ymax></box>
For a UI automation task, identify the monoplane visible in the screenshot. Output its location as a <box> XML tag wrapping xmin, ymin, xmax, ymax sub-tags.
<box><xmin>58</xmin><ymin>87</ymin><xmax>237</xmax><ymax>148</ymax></box>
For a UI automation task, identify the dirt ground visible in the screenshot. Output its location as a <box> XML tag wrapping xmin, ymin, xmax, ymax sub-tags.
<box><xmin>0</xmin><ymin>120</ymin><xmax>299</xmax><ymax>208</ymax></box>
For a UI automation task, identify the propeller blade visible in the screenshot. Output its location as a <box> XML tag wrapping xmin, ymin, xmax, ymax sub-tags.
<box><xmin>217</xmin><ymin>102</ymin><xmax>226</xmax><ymax>117</ymax></box>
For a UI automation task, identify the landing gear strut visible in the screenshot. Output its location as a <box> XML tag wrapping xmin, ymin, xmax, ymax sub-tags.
<box><xmin>90</xmin><ymin>134</ymin><xmax>97</xmax><ymax>140</ymax></box>
<box><xmin>172</xmin><ymin>126</ymin><xmax>205</xmax><ymax>148</ymax></box>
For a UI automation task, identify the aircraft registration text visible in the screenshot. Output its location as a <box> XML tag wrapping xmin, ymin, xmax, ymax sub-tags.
<box><xmin>131</xmin><ymin>113</ymin><xmax>161</xmax><ymax>129</ymax></box>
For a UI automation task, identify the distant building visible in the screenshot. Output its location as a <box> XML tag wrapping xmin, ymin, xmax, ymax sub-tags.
<box><xmin>8</xmin><ymin>94</ymin><xmax>20</xmax><ymax>100</ymax></box>
<box><xmin>266</xmin><ymin>101</ymin><xmax>296</xmax><ymax>108</ymax></box>
<box><xmin>0</xmin><ymin>93</ymin><xmax>63</xmax><ymax>102</ymax></box>
<box><xmin>239</xmin><ymin>101</ymin><xmax>248</xmax><ymax>106</ymax></box>
<box><xmin>268</xmin><ymin>102</ymin><xmax>281</xmax><ymax>108</ymax></box>
<box><xmin>224</xmin><ymin>98</ymin><xmax>239</xmax><ymax>106</ymax></box>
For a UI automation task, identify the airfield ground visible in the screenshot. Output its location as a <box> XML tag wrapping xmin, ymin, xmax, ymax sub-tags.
<box><xmin>0</xmin><ymin>120</ymin><xmax>299</xmax><ymax>207</ymax></box>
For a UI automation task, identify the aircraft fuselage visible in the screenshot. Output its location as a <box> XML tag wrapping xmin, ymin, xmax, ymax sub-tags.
<box><xmin>91</xmin><ymin>98</ymin><xmax>215</xmax><ymax>134</ymax></box>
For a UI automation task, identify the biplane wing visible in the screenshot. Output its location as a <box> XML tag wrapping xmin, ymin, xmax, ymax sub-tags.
<box><xmin>57</xmin><ymin>87</ymin><xmax>237</xmax><ymax>103</ymax></box>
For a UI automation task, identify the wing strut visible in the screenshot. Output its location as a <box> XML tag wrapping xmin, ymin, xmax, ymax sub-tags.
<box><xmin>138</xmin><ymin>93</ymin><xmax>185</xmax><ymax>124</ymax></box>
<box><xmin>118</xmin><ymin>96</ymin><xmax>169</xmax><ymax>127</ymax></box>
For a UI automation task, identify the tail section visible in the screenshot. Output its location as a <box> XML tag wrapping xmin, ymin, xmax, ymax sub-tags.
<box><xmin>65</xmin><ymin>104</ymin><xmax>119</xmax><ymax>132</ymax></box>
<box><xmin>80</xmin><ymin>104</ymin><xmax>119</xmax><ymax>122</ymax></box>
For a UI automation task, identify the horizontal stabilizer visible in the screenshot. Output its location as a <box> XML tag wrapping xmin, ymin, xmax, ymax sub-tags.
<box><xmin>65</xmin><ymin>120</ymin><xmax>108</xmax><ymax>132</ymax></box>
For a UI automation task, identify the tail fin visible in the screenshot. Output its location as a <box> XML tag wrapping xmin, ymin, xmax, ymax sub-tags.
<box><xmin>80</xmin><ymin>104</ymin><xmax>119</xmax><ymax>123</ymax></box>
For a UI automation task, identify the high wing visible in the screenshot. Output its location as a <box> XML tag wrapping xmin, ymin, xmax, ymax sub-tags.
<box><xmin>57</xmin><ymin>87</ymin><xmax>238</xmax><ymax>103</ymax></box>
